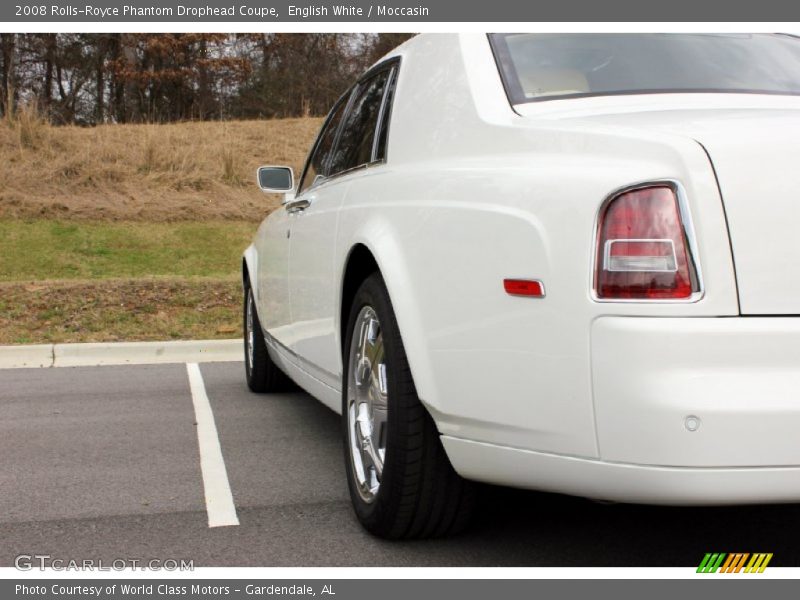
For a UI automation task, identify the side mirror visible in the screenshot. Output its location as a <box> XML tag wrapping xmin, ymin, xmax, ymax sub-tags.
<box><xmin>257</xmin><ymin>166</ymin><xmax>294</xmax><ymax>193</ymax></box>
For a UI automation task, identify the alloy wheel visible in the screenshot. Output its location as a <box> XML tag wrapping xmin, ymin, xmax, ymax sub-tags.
<box><xmin>346</xmin><ymin>305</ymin><xmax>389</xmax><ymax>503</ymax></box>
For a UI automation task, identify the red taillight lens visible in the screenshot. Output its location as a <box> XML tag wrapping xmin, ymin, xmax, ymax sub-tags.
<box><xmin>594</xmin><ymin>186</ymin><xmax>698</xmax><ymax>300</ymax></box>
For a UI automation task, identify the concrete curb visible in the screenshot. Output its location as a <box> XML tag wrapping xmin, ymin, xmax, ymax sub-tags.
<box><xmin>0</xmin><ymin>339</ymin><xmax>242</xmax><ymax>369</ymax></box>
<box><xmin>0</xmin><ymin>344</ymin><xmax>54</xmax><ymax>369</ymax></box>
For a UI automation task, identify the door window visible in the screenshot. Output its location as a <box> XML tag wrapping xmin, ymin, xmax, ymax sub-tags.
<box><xmin>297</xmin><ymin>95</ymin><xmax>350</xmax><ymax>194</ymax></box>
<box><xmin>327</xmin><ymin>70</ymin><xmax>390</xmax><ymax>176</ymax></box>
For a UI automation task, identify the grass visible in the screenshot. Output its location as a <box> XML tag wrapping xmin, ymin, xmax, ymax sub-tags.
<box><xmin>0</xmin><ymin>111</ymin><xmax>322</xmax><ymax>222</ymax></box>
<box><xmin>0</xmin><ymin>112</ymin><xmax>321</xmax><ymax>344</ymax></box>
<box><xmin>0</xmin><ymin>218</ymin><xmax>252</xmax><ymax>344</ymax></box>
<box><xmin>0</xmin><ymin>219</ymin><xmax>253</xmax><ymax>281</ymax></box>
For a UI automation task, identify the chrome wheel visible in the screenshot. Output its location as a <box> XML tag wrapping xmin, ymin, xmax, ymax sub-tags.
<box><xmin>346</xmin><ymin>305</ymin><xmax>388</xmax><ymax>503</ymax></box>
<box><xmin>246</xmin><ymin>290</ymin><xmax>255</xmax><ymax>371</ymax></box>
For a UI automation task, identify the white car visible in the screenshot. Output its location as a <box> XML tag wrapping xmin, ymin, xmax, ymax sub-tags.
<box><xmin>243</xmin><ymin>33</ymin><xmax>800</xmax><ymax>538</ymax></box>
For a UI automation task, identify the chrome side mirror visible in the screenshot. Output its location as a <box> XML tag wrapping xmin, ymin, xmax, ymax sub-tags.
<box><xmin>256</xmin><ymin>166</ymin><xmax>294</xmax><ymax>193</ymax></box>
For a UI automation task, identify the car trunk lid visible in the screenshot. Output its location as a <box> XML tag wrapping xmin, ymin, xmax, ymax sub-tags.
<box><xmin>693</xmin><ymin>114</ymin><xmax>800</xmax><ymax>314</ymax></box>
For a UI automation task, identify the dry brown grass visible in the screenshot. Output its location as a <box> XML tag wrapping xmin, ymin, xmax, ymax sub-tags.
<box><xmin>0</xmin><ymin>113</ymin><xmax>322</xmax><ymax>222</ymax></box>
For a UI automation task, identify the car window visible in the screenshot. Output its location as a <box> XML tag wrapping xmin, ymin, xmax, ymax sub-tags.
<box><xmin>374</xmin><ymin>67</ymin><xmax>397</xmax><ymax>163</ymax></box>
<box><xmin>297</xmin><ymin>94</ymin><xmax>350</xmax><ymax>194</ymax></box>
<box><xmin>327</xmin><ymin>69</ymin><xmax>390</xmax><ymax>176</ymax></box>
<box><xmin>490</xmin><ymin>33</ymin><xmax>800</xmax><ymax>104</ymax></box>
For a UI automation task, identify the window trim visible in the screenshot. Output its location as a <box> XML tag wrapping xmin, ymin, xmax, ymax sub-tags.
<box><xmin>297</xmin><ymin>57</ymin><xmax>401</xmax><ymax>195</ymax></box>
<box><xmin>371</xmin><ymin>64</ymin><xmax>398</xmax><ymax>163</ymax></box>
<box><xmin>488</xmin><ymin>33</ymin><xmax>526</xmax><ymax>109</ymax></box>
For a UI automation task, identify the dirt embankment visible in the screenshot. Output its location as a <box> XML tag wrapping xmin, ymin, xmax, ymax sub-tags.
<box><xmin>0</xmin><ymin>278</ymin><xmax>242</xmax><ymax>345</ymax></box>
<box><xmin>0</xmin><ymin>116</ymin><xmax>322</xmax><ymax>222</ymax></box>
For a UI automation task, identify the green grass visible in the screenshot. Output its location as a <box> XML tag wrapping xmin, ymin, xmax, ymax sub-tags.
<box><xmin>0</xmin><ymin>219</ymin><xmax>254</xmax><ymax>281</ymax></box>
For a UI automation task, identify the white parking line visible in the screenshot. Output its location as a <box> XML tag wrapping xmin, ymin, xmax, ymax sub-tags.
<box><xmin>186</xmin><ymin>362</ymin><xmax>240</xmax><ymax>528</ymax></box>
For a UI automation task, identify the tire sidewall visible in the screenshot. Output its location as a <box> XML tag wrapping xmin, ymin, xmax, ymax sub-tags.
<box><xmin>244</xmin><ymin>285</ymin><xmax>255</xmax><ymax>381</ymax></box>
<box><xmin>341</xmin><ymin>274</ymin><xmax>405</xmax><ymax>529</ymax></box>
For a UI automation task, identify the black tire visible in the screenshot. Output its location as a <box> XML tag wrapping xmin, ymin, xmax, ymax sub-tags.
<box><xmin>243</xmin><ymin>280</ymin><xmax>295</xmax><ymax>393</ymax></box>
<box><xmin>342</xmin><ymin>272</ymin><xmax>475</xmax><ymax>538</ymax></box>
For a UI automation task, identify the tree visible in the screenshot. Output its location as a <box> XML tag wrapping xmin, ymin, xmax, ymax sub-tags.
<box><xmin>0</xmin><ymin>33</ymin><xmax>416</xmax><ymax>125</ymax></box>
<box><xmin>0</xmin><ymin>34</ymin><xmax>17</xmax><ymax>118</ymax></box>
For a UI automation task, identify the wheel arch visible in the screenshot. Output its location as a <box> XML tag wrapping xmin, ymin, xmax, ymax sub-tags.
<box><xmin>242</xmin><ymin>244</ymin><xmax>258</xmax><ymax>297</ymax></box>
<box><xmin>339</xmin><ymin>244</ymin><xmax>380</xmax><ymax>353</ymax></box>
<box><xmin>337</xmin><ymin>235</ymin><xmax>439</xmax><ymax>416</ymax></box>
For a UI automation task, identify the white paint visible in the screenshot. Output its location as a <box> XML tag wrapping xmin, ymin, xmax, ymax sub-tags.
<box><xmin>592</xmin><ymin>317</ymin><xmax>800</xmax><ymax>468</ymax></box>
<box><xmin>186</xmin><ymin>362</ymin><xmax>239</xmax><ymax>528</ymax></box>
<box><xmin>443</xmin><ymin>435</ymin><xmax>800</xmax><ymax>505</ymax></box>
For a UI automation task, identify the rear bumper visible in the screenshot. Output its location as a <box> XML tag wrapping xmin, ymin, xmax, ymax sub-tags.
<box><xmin>443</xmin><ymin>316</ymin><xmax>800</xmax><ymax>504</ymax></box>
<box><xmin>592</xmin><ymin>317</ymin><xmax>800</xmax><ymax>468</ymax></box>
<box><xmin>442</xmin><ymin>436</ymin><xmax>800</xmax><ymax>505</ymax></box>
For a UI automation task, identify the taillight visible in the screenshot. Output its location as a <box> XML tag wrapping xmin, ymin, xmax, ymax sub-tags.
<box><xmin>594</xmin><ymin>185</ymin><xmax>699</xmax><ymax>300</ymax></box>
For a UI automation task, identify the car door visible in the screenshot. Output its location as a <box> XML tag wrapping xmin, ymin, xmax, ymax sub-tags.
<box><xmin>273</xmin><ymin>90</ymin><xmax>351</xmax><ymax>382</ymax></box>
<box><xmin>288</xmin><ymin>64</ymin><xmax>396</xmax><ymax>386</ymax></box>
<box><xmin>254</xmin><ymin>207</ymin><xmax>293</xmax><ymax>344</ymax></box>
<box><xmin>255</xmin><ymin>96</ymin><xmax>348</xmax><ymax>346</ymax></box>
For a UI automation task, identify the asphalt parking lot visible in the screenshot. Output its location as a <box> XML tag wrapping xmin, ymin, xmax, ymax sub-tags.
<box><xmin>2</xmin><ymin>360</ymin><xmax>800</xmax><ymax>568</ymax></box>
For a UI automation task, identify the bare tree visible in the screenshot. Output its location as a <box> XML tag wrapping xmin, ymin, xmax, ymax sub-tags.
<box><xmin>2</xmin><ymin>33</ymin><xmax>415</xmax><ymax>125</ymax></box>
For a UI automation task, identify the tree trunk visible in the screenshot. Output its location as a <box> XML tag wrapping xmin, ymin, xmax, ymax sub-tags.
<box><xmin>106</xmin><ymin>35</ymin><xmax>124</xmax><ymax>123</ymax></box>
<box><xmin>0</xmin><ymin>33</ymin><xmax>16</xmax><ymax>119</ymax></box>
<box><xmin>197</xmin><ymin>37</ymin><xmax>210</xmax><ymax>119</ymax></box>
<box><xmin>121</xmin><ymin>33</ymin><xmax>141</xmax><ymax>122</ymax></box>
<box><xmin>43</xmin><ymin>34</ymin><xmax>56</xmax><ymax>116</ymax></box>
<box><xmin>95</xmin><ymin>36</ymin><xmax>104</xmax><ymax>123</ymax></box>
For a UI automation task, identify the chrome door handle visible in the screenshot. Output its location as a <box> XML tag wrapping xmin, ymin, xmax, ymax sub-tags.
<box><xmin>286</xmin><ymin>197</ymin><xmax>312</xmax><ymax>214</ymax></box>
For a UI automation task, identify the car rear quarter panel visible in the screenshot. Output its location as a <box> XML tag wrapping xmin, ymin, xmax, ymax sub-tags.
<box><xmin>334</xmin><ymin>34</ymin><xmax>738</xmax><ymax>459</ymax></box>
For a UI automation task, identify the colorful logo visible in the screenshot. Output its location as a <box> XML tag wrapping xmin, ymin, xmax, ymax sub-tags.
<box><xmin>697</xmin><ymin>553</ymin><xmax>773</xmax><ymax>573</ymax></box>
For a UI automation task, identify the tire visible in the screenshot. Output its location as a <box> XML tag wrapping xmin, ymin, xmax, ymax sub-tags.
<box><xmin>243</xmin><ymin>280</ymin><xmax>295</xmax><ymax>393</ymax></box>
<box><xmin>342</xmin><ymin>272</ymin><xmax>475</xmax><ymax>538</ymax></box>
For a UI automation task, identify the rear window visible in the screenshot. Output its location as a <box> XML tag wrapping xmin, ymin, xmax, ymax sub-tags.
<box><xmin>490</xmin><ymin>33</ymin><xmax>800</xmax><ymax>104</ymax></box>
